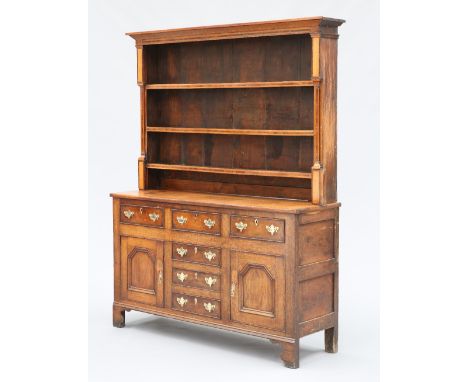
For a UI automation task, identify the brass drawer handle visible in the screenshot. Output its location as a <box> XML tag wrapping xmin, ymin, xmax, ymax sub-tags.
<box><xmin>148</xmin><ymin>212</ymin><xmax>159</xmax><ymax>222</ymax></box>
<box><xmin>231</xmin><ymin>282</ymin><xmax>236</xmax><ymax>297</ymax></box>
<box><xmin>204</xmin><ymin>218</ymin><xmax>216</xmax><ymax>229</ymax></box>
<box><xmin>203</xmin><ymin>302</ymin><xmax>216</xmax><ymax>312</ymax></box>
<box><xmin>176</xmin><ymin>272</ymin><xmax>188</xmax><ymax>282</ymax></box>
<box><xmin>205</xmin><ymin>276</ymin><xmax>217</xmax><ymax>288</ymax></box>
<box><xmin>158</xmin><ymin>270</ymin><xmax>163</xmax><ymax>284</ymax></box>
<box><xmin>265</xmin><ymin>224</ymin><xmax>280</xmax><ymax>235</ymax></box>
<box><xmin>204</xmin><ymin>251</ymin><xmax>216</xmax><ymax>262</ymax></box>
<box><xmin>123</xmin><ymin>210</ymin><xmax>134</xmax><ymax>219</ymax></box>
<box><xmin>176</xmin><ymin>297</ymin><xmax>188</xmax><ymax>307</ymax></box>
<box><xmin>235</xmin><ymin>221</ymin><xmax>247</xmax><ymax>232</ymax></box>
<box><xmin>176</xmin><ymin>247</ymin><xmax>188</xmax><ymax>257</ymax></box>
<box><xmin>176</xmin><ymin>216</ymin><xmax>187</xmax><ymax>225</ymax></box>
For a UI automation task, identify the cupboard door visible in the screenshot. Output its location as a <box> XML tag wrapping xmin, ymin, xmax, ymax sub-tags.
<box><xmin>230</xmin><ymin>251</ymin><xmax>285</xmax><ymax>331</ymax></box>
<box><xmin>120</xmin><ymin>237</ymin><xmax>164</xmax><ymax>307</ymax></box>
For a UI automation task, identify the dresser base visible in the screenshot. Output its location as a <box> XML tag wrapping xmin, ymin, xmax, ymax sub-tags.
<box><xmin>111</xmin><ymin>190</ymin><xmax>340</xmax><ymax>368</ymax></box>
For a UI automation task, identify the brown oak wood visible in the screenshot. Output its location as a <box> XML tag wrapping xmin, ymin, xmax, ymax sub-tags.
<box><xmin>146</xmin><ymin>80</ymin><xmax>313</xmax><ymax>89</ymax></box>
<box><xmin>120</xmin><ymin>203</ymin><xmax>164</xmax><ymax>228</ymax></box>
<box><xmin>144</xmin><ymin>34</ymin><xmax>312</xmax><ymax>84</ymax></box>
<box><xmin>113</xmin><ymin>304</ymin><xmax>125</xmax><ymax>328</ymax></box>
<box><xmin>230</xmin><ymin>251</ymin><xmax>286</xmax><ymax>331</ymax></box>
<box><xmin>280</xmin><ymin>340</ymin><xmax>300</xmax><ymax>368</ymax></box>
<box><xmin>112</xmin><ymin>17</ymin><xmax>344</xmax><ymax>369</ymax></box>
<box><xmin>319</xmin><ymin>37</ymin><xmax>339</xmax><ymax>204</ymax></box>
<box><xmin>171</xmin><ymin>208</ymin><xmax>221</xmax><ymax>235</ymax></box>
<box><xmin>147</xmin><ymin>163</ymin><xmax>311</xmax><ymax>179</ymax></box>
<box><xmin>325</xmin><ymin>326</ymin><xmax>338</xmax><ymax>353</ymax></box>
<box><xmin>172</xmin><ymin>267</ymin><xmax>221</xmax><ymax>292</ymax></box>
<box><xmin>120</xmin><ymin>237</ymin><xmax>164</xmax><ymax>307</ymax></box>
<box><xmin>298</xmin><ymin>312</ymin><xmax>335</xmax><ymax>336</ymax></box>
<box><xmin>230</xmin><ymin>215</ymin><xmax>285</xmax><ymax>242</ymax></box>
<box><xmin>146</xmin><ymin>127</ymin><xmax>315</xmax><ymax>136</ymax></box>
<box><xmin>157</xmin><ymin>176</ymin><xmax>312</xmax><ymax>200</ymax></box>
<box><xmin>110</xmin><ymin>190</ymin><xmax>340</xmax><ymax>213</ymax></box>
<box><xmin>172</xmin><ymin>292</ymin><xmax>221</xmax><ymax>319</ymax></box>
<box><xmin>171</xmin><ymin>242</ymin><xmax>221</xmax><ymax>267</ymax></box>
<box><xmin>126</xmin><ymin>17</ymin><xmax>344</xmax><ymax>45</ymax></box>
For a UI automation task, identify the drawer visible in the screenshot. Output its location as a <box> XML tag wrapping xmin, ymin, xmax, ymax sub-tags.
<box><xmin>172</xmin><ymin>268</ymin><xmax>221</xmax><ymax>292</ymax></box>
<box><xmin>171</xmin><ymin>209</ymin><xmax>221</xmax><ymax>235</ymax></box>
<box><xmin>230</xmin><ymin>215</ymin><xmax>285</xmax><ymax>242</ymax></box>
<box><xmin>172</xmin><ymin>292</ymin><xmax>220</xmax><ymax>319</ymax></box>
<box><xmin>120</xmin><ymin>204</ymin><xmax>164</xmax><ymax>227</ymax></box>
<box><xmin>172</xmin><ymin>243</ymin><xmax>221</xmax><ymax>267</ymax></box>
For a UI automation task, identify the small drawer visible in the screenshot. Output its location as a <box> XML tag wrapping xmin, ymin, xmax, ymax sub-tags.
<box><xmin>120</xmin><ymin>204</ymin><xmax>164</xmax><ymax>227</ymax></box>
<box><xmin>171</xmin><ymin>209</ymin><xmax>221</xmax><ymax>235</ymax></box>
<box><xmin>172</xmin><ymin>243</ymin><xmax>221</xmax><ymax>267</ymax></box>
<box><xmin>172</xmin><ymin>293</ymin><xmax>220</xmax><ymax>319</ymax></box>
<box><xmin>172</xmin><ymin>268</ymin><xmax>221</xmax><ymax>292</ymax></box>
<box><xmin>230</xmin><ymin>215</ymin><xmax>285</xmax><ymax>242</ymax></box>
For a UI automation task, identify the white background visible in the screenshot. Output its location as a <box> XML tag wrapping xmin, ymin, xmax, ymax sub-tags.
<box><xmin>89</xmin><ymin>1</ymin><xmax>379</xmax><ymax>381</ymax></box>
<box><xmin>1</xmin><ymin>1</ymin><xmax>467</xmax><ymax>381</ymax></box>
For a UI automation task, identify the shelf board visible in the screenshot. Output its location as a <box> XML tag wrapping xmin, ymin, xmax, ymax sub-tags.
<box><xmin>146</xmin><ymin>163</ymin><xmax>311</xmax><ymax>179</ymax></box>
<box><xmin>146</xmin><ymin>127</ymin><xmax>314</xmax><ymax>136</ymax></box>
<box><xmin>146</xmin><ymin>80</ymin><xmax>313</xmax><ymax>90</ymax></box>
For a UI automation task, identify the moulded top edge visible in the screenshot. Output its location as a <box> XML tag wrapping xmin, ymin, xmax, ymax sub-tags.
<box><xmin>110</xmin><ymin>189</ymin><xmax>341</xmax><ymax>214</ymax></box>
<box><xmin>126</xmin><ymin>16</ymin><xmax>345</xmax><ymax>43</ymax></box>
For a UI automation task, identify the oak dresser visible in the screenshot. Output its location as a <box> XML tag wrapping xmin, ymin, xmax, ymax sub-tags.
<box><xmin>111</xmin><ymin>17</ymin><xmax>345</xmax><ymax>368</ymax></box>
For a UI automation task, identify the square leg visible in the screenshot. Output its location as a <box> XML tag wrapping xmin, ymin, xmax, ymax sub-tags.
<box><xmin>280</xmin><ymin>340</ymin><xmax>299</xmax><ymax>369</ymax></box>
<box><xmin>325</xmin><ymin>326</ymin><xmax>338</xmax><ymax>353</ymax></box>
<box><xmin>113</xmin><ymin>304</ymin><xmax>125</xmax><ymax>328</ymax></box>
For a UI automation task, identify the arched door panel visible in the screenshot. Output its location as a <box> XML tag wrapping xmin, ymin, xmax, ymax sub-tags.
<box><xmin>231</xmin><ymin>251</ymin><xmax>285</xmax><ymax>331</ymax></box>
<box><xmin>120</xmin><ymin>237</ymin><xmax>164</xmax><ymax>306</ymax></box>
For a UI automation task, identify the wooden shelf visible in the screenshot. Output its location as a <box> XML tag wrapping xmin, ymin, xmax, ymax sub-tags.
<box><xmin>146</xmin><ymin>163</ymin><xmax>311</xmax><ymax>179</ymax></box>
<box><xmin>146</xmin><ymin>80</ymin><xmax>313</xmax><ymax>90</ymax></box>
<box><xmin>146</xmin><ymin>127</ymin><xmax>314</xmax><ymax>136</ymax></box>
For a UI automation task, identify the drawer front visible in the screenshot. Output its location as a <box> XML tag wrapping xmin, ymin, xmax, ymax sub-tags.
<box><xmin>172</xmin><ymin>243</ymin><xmax>221</xmax><ymax>267</ymax></box>
<box><xmin>172</xmin><ymin>268</ymin><xmax>221</xmax><ymax>292</ymax></box>
<box><xmin>230</xmin><ymin>215</ymin><xmax>285</xmax><ymax>242</ymax></box>
<box><xmin>172</xmin><ymin>293</ymin><xmax>220</xmax><ymax>319</ymax></box>
<box><xmin>120</xmin><ymin>204</ymin><xmax>164</xmax><ymax>227</ymax></box>
<box><xmin>171</xmin><ymin>209</ymin><xmax>221</xmax><ymax>235</ymax></box>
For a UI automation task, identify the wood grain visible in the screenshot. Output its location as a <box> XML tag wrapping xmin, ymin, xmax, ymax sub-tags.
<box><xmin>146</xmin><ymin>127</ymin><xmax>314</xmax><ymax>136</ymax></box>
<box><xmin>127</xmin><ymin>17</ymin><xmax>344</xmax><ymax>45</ymax></box>
<box><xmin>146</xmin><ymin>80</ymin><xmax>313</xmax><ymax>89</ymax></box>
<box><xmin>319</xmin><ymin>37</ymin><xmax>339</xmax><ymax>204</ymax></box>
<box><xmin>145</xmin><ymin>34</ymin><xmax>311</xmax><ymax>83</ymax></box>
<box><xmin>110</xmin><ymin>189</ymin><xmax>340</xmax><ymax>213</ymax></box>
<box><xmin>147</xmin><ymin>163</ymin><xmax>311</xmax><ymax>179</ymax></box>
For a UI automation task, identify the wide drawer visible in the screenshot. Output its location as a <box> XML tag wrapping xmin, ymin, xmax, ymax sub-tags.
<box><xmin>172</xmin><ymin>292</ymin><xmax>220</xmax><ymax>319</ymax></box>
<box><xmin>172</xmin><ymin>243</ymin><xmax>221</xmax><ymax>267</ymax></box>
<box><xmin>120</xmin><ymin>204</ymin><xmax>164</xmax><ymax>227</ymax></box>
<box><xmin>230</xmin><ymin>215</ymin><xmax>285</xmax><ymax>242</ymax></box>
<box><xmin>171</xmin><ymin>209</ymin><xmax>221</xmax><ymax>235</ymax></box>
<box><xmin>172</xmin><ymin>268</ymin><xmax>221</xmax><ymax>292</ymax></box>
